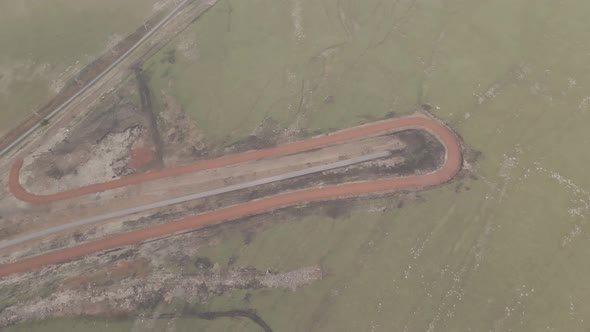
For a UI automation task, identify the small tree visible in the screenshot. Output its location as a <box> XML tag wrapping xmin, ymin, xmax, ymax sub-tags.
<box><xmin>40</xmin><ymin>118</ymin><xmax>49</xmax><ymax>126</ymax></box>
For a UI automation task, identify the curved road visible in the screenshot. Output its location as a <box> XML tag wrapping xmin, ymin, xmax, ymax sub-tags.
<box><xmin>0</xmin><ymin>114</ymin><xmax>462</xmax><ymax>277</ymax></box>
<box><xmin>11</xmin><ymin>115</ymin><xmax>454</xmax><ymax>203</ymax></box>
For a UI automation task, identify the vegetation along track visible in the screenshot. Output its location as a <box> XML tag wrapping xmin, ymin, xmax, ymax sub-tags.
<box><xmin>0</xmin><ymin>114</ymin><xmax>462</xmax><ymax>277</ymax></box>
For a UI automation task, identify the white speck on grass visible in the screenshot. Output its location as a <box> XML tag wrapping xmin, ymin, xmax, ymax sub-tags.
<box><xmin>578</xmin><ymin>96</ymin><xmax>590</xmax><ymax>112</ymax></box>
<box><xmin>291</xmin><ymin>0</ymin><xmax>305</xmax><ymax>42</ymax></box>
<box><xmin>568</xmin><ymin>77</ymin><xmax>577</xmax><ymax>88</ymax></box>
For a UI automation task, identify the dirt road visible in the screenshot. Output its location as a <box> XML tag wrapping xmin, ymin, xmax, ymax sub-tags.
<box><xmin>0</xmin><ymin>114</ymin><xmax>462</xmax><ymax>277</ymax></box>
<box><xmin>10</xmin><ymin>115</ymin><xmax>457</xmax><ymax>203</ymax></box>
<box><xmin>0</xmin><ymin>151</ymin><xmax>391</xmax><ymax>250</ymax></box>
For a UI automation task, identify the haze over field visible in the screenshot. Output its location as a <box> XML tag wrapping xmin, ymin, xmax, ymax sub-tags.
<box><xmin>1</xmin><ymin>0</ymin><xmax>590</xmax><ymax>331</ymax></box>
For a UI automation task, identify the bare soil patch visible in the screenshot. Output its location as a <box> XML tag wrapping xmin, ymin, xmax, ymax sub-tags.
<box><xmin>18</xmin><ymin>79</ymin><xmax>152</xmax><ymax>194</ymax></box>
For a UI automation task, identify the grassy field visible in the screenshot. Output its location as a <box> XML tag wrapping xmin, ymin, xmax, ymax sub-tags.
<box><xmin>144</xmin><ymin>0</ymin><xmax>427</xmax><ymax>145</ymax></box>
<box><xmin>7</xmin><ymin>0</ymin><xmax>590</xmax><ymax>330</ymax></box>
<box><xmin>0</xmin><ymin>0</ymin><xmax>164</xmax><ymax>134</ymax></box>
<box><xmin>7</xmin><ymin>316</ymin><xmax>264</xmax><ymax>331</ymax></box>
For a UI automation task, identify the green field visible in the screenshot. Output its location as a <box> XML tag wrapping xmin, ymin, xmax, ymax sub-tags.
<box><xmin>7</xmin><ymin>0</ymin><xmax>590</xmax><ymax>330</ymax></box>
<box><xmin>7</xmin><ymin>316</ymin><xmax>264</xmax><ymax>331</ymax></box>
<box><xmin>0</xmin><ymin>0</ymin><xmax>163</xmax><ymax>134</ymax></box>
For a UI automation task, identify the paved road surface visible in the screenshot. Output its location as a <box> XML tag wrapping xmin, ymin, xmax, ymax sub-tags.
<box><xmin>0</xmin><ymin>151</ymin><xmax>390</xmax><ymax>251</ymax></box>
<box><xmin>0</xmin><ymin>114</ymin><xmax>462</xmax><ymax>277</ymax></box>
<box><xmin>0</xmin><ymin>0</ymin><xmax>193</xmax><ymax>158</ymax></box>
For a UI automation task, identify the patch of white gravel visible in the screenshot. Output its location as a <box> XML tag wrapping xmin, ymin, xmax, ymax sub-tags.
<box><xmin>177</xmin><ymin>34</ymin><xmax>199</xmax><ymax>61</ymax></box>
<box><xmin>61</xmin><ymin>127</ymin><xmax>141</xmax><ymax>190</ymax></box>
<box><xmin>0</xmin><ymin>265</ymin><xmax>323</xmax><ymax>328</ymax></box>
<box><xmin>21</xmin><ymin>127</ymin><xmax>142</xmax><ymax>194</ymax></box>
<box><xmin>260</xmin><ymin>265</ymin><xmax>322</xmax><ymax>291</ymax></box>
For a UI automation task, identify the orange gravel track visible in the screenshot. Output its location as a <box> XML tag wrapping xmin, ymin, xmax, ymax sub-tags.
<box><xmin>11</xmin><ymin>115</ymin><xmax>455</xmax><ymax>203</ymax></box>
<box><xmin>1</xmin><ymin>115</ymin><xmax>462</xmax><ymax>277</ymax></box>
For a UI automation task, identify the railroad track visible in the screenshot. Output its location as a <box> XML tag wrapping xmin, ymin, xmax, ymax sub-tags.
<box><xmin>0</xmin><ymin>0</ymin><xmax>195</xmax><ymax>158</ymax></box>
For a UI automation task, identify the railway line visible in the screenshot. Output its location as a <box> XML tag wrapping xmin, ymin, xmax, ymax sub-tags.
<box><xmin>0</xmin><ymin>0</ymin><xmax>196</xmax><ymax>158</ymax></box>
